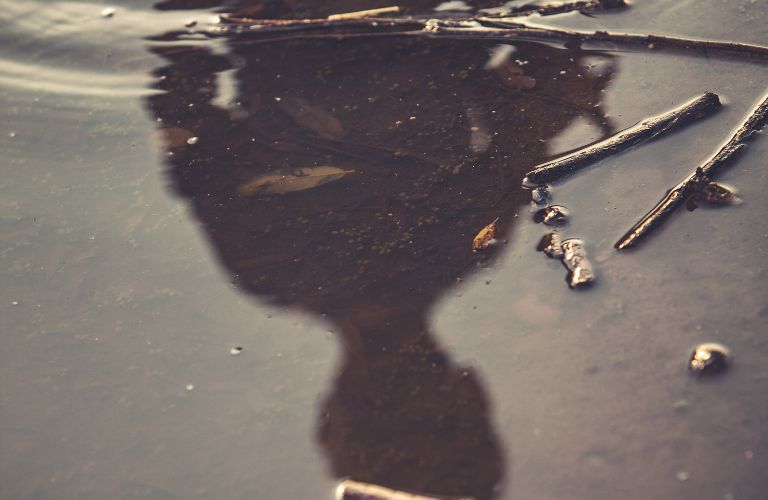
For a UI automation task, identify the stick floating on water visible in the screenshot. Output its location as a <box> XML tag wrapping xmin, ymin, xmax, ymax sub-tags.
<box><xmin>523</xmin><ymin>92</ymin><xmax>722</xmax><ymax>185</ymax></box>
<box><xmin>615</xmin><ymin>92</ymin><xmax>768</xmax><ymax>250</ymax></box>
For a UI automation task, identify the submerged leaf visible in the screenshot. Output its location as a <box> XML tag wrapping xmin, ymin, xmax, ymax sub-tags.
<box><xmin>472</xmin><ymin>217</ymin><xmax>500</xmax><ymax>252</ymax></box>
<box><xmin>238</xmin><ymin>167</ymin><xmax>354</xmax><ymax>195</ymax></box>
<box><xmin>276</xmin><ymin>96</ymin><xmax>345</xmax><ymax>139</ymax></box>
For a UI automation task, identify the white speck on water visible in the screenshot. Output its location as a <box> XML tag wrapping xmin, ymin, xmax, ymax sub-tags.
<box><xmin>274</xmin><ymin>97</ymin><xmax>282</xmax><ymax>102</ymax></box>
<box><xmin>8</xmin><ymin>132</ymin><xmax>16</xmax><ymax>138</ymax></box>
<box><xmin>186</xmin><ymin>384</ymin><xmax>195</xmax><ymax>391</ymax></box>
<box><xmin>101</xmin><ymin>7</ymin><xmax>115</xmax><ymax>18</ymax></box>
<box><xmin>676</xmin><ymin>471</ymin><xmax>689</xmax><ymax>482</ymax></box>
<box><xmin>186</xmin><ymin>137</ymin><xmax>199</xmax><ymax>145</ymax></box>
<box><xmin>11</xmin><ymin>301</ymin><xmax>19</xmax><ymax>305</ymax></box>
<box><xmin>230</xmin><ymin>346</ymin><xmax>243</xmax><ymax>355</ymax></box>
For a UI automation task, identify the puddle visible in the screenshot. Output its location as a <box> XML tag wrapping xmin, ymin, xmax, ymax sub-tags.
<box><xmin>1</xmin><ymin>1</ymin><xmax>767</xmax><ymax>499</ymax></box>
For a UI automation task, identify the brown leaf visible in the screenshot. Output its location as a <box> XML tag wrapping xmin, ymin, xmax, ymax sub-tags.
<box><xmin>238</xmin><ymin>166</ymin><xmax>354</xmax><ymax>195</ymax></box>
<box><xmin>276</xmin><ymin>96</ymin><xmax>345</xmax><ymax>139</ymax></box>
<box><xmin>472</xmin><ymin>217</ymin><xmax>500</xmax><ymax>252</ymax></box>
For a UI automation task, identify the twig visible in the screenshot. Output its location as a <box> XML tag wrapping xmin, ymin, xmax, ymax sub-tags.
<box><xmin>328</xmin><ymin>6</ymin><xmax>400</xmax><ymax>21</ymax></box>
<box><xmin>615</xmin><ymin>92</ymin><xmax>768</xmax><ymax>250</ymax></box>
<box><xmin>213</xmin><ymin>15</ymin><xmax>768</xmax><ymax>59</ymax></box>
<box><xmin>523</xmin><ymin>92</ymin><xmax>722</xmax><ymax>185</ymax></box>
<box><xmin>223</xmin><ymin>0</ymin><xmax>624</xmax><ymax>25</ymax></box>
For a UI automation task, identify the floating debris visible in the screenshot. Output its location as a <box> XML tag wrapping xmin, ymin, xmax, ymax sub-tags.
<box><xmin>186</xmin><ymin>136</ymin><xmax>199</xmax><ymax>145</ymax></box>
<box><xmin>534</xmin><ymin>205</ymin><xmax>569</xmax><ymax>226</ymax></box>
<box><xmin>676</xmin><ymin>471</ymin><xmax>690</xmax><ymax>482</ymax></box>
<box><xmin>335</xmin><ymin>479</ymin><xmax>456</xmax><ymax>500</ymax></box>
<box><xmin>672</xmin><ymin>399</ymin><xmax>689</xmax><ymax>412</ymax></box>
<box><xmin>531</xmin><ymin>184</ymin><xmax>551</xmax><ymax>205</ymax></box>
<box><xmin>537</xmin><ymin>232</ymin><xmax>563</xmax><ymax>259</ymax></box>
<box><xmin>524</xmin><ymin>92</ymin><xmax>721</xmax><ymax>184</ymax></box>
<box><xmin>701</xmin><ymin>181</ymin><xmax>739</xmax><ymax>205</ymax></box>
<box><xmin>185</xmin><ymin>19</ymin><xmax>198</xmax><ymax>28</ymax></box>
<box><xmin>561</xmin><ymin>238</ymin><xmax>594</xmax><ymax>288</ymax></box>
<box><xmin>100</xmin><ymin>7</ymin><xmax>115</xmax><ymax>18</ymax></box>
<box><xmin>616</xmin><ymin>92</ymin><xmax>768</xmax><ymax>250</ymax></box>
<box><xmin>688</xmin><ymin>342</ymin><xmax>729</xmax><ymax>374</ymax></box>
<box><xmin>472</xmin><ymin>217</ymin><xmax>500</xmax><ymax>252</ymax></box>
<box><xmin>185</xmin><ymin>384</ymin><xmax>195</xmax><ymax>391</ymax></box>
<box><xmin>230</xmin><ymin>346</ymin><xmax>244</xmax><ymax>355</ymax></box>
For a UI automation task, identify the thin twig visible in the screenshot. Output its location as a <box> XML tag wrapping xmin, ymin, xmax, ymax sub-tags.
<box><xmin>213</xmin><ymin>14</ymin><xmax>768</xmax><ymax>59</ymax></box>
<box><xmin>327</xmin><ymin>6</ymin><xmax>400</xmax><ymax>21</ymax></box>
<box><xmin>223</xmin><ymin>0</ymin><xmax>624</xmax><ymax>25</ymax></box>
<box><xmin>615</xmin><ymin>92</ymin><xmax>768</xmax><ymax>250</ymax></box>
<box><xmin>523</xmin><ymin>92</ymin><xmax>722</xmax><ymax>185</ymax></box>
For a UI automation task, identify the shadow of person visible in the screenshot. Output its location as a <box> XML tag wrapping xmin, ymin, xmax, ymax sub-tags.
<box><xmin>145</xmin><ymin>7</ymin><xmax>615</xmax><ymax>497</ymax></box>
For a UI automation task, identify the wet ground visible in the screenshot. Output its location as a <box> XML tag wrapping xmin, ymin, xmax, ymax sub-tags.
<box><xmin>1</xmin><ymin>1</ymin><xmax>767</xmax><ymax>499</ymax></box>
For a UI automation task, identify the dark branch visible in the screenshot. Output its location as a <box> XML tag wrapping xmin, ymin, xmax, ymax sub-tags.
<box><xmin>615</xmin><ymin>92</ymin><xmax>768</xmax><ymax>250</ymax></box>
<box><xmin>523</xmin><ymin>92</ymin><xmax>722</xmax><ymax>185</ymax></box>
<box><xmin>212</xmin><ymin>12</ymin><xmax>768</xmax><ymax>60</ymax></box>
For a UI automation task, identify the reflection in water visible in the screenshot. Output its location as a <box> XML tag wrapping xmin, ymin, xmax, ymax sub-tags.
<box><xmin>146</xmin><ymin>6</ymin><xmax>615</xmax><ymax>497</ymax></box>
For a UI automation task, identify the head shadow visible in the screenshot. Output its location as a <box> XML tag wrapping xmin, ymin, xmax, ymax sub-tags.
<box><xmin>145</xmin><ymin>9</ymin><xmax>615</xmax><ymax>497</ymax></box>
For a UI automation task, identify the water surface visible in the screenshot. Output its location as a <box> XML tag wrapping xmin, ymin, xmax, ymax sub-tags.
<box><xmin>2</xmin><ymin>1</ymin><xmax>767</xmax><ymax>499</ymax></box>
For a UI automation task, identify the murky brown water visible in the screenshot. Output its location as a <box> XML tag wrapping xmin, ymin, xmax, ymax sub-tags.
<box><xmin>2</xmin><ymin>1</ymin><xmax>767</xmax><ymax>499</ymax></box>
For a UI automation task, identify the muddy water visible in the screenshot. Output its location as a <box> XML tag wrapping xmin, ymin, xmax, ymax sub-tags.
<box><xmin>1</xmin><ymin>1</ymin><xmax>767</xmax><ymax>499</ymax></box>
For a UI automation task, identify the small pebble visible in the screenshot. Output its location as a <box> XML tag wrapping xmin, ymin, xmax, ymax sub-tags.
<box><xmin>186</xmin><ymin>136</ymin><xmax>199</xmax><ymax>145</ymax></box>
<box><xmin>561</xmin><ymin>238</ymin><xmax>595</xmax><ymax>288</ymax></box>
<box><xmin>101</xmin><ymin>7</ymin><xmax>115</xmax><ymax>18</ymax></box>
<box><xmin>537</xmin><ymin>232</ymin><xmax>563</xmax><ymax>259</ymax></box>
<box><xmin>534</xmin><ymin>205</ymin><xmax>569</xmax><ymax>226</ymax></box>
<box><xmin>688</xmin><ymin>343</ymin><xmax>729</xmax><ymax>374</ymax></box>
<box><xmin>672</xmin><ymin>399</ymin><xmax>689</xmax><ymax>411</ymax></box>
